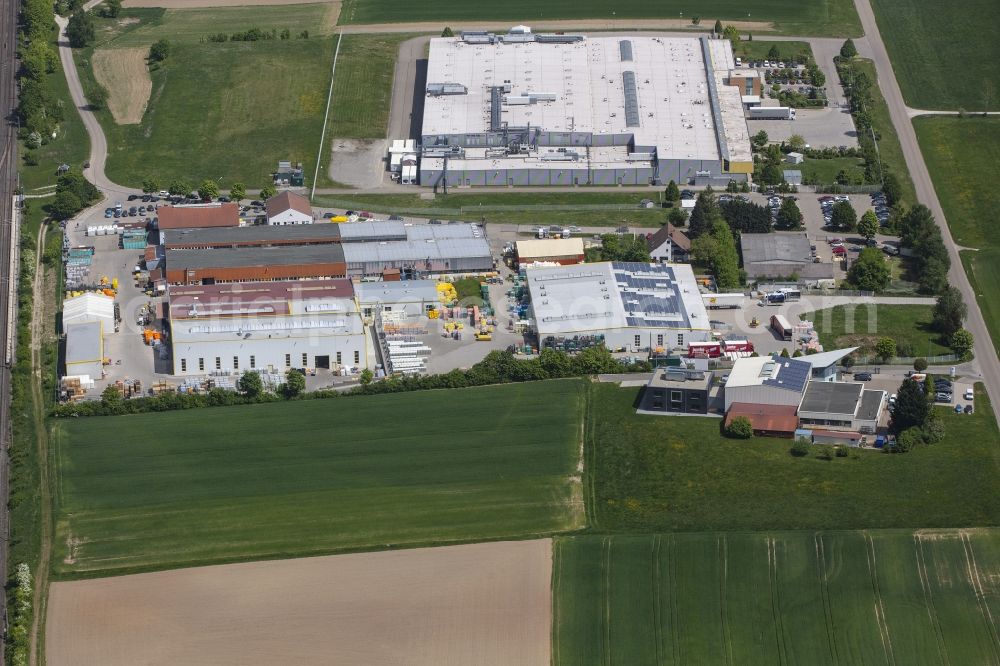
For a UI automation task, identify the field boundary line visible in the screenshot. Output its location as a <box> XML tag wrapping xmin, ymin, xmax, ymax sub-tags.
<box><xmin>767</xmin><ymin>537</ymin><xmax>789</xmax><ymax>666</ymax></box>
<box><xmin>602</xmin><ymin>537</ymin><xmax>612</xmax><ymax>666</ymax></box>
<box><xmin>719</xmin><ymin>535</ymin><xmax>733</xmax><ymax>666</ymax></box>
<box><xmin>311</xmin><ymin>31</ymin><xmax>343</xmax><ymax>200</ymax></box>
<box><xmin>913</xmin><ymin>534</ymin><xmax>950</xmax><ymax>666</ymax></box>
<box><xmin>582</xmin><ymin>383</ymin><xmax>597</xmax><ymax>528</ymax></box>
<box><xmin>960</xmin><ymin>532</ymin><xmax>1000</xmax><ymax>662</ymax></box>
<box><xmin>865</xmin><ymin>532</ymin><xmax>896</xmax><ymax>666</ymax></box>
<box><xmin>652</xmin><ymin>535</ymin><xmax>665</xmax><ymax>666</ymax></box>
<box><xmin>668</xmin><ymin>535</ymin><xmax>680</xmax><ymax>665</ymax></box>
<box><xmin>814</xmin><ymin>533</ymin><xmax>841</xmax><ymax>666</ymax></box>
<box><xmin>551</xmin><ymin>538</ymin><xmax>562</xmax><ymax>666</ymax></box>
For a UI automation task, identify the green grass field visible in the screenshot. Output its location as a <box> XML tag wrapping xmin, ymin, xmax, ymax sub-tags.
<box><xmin>336</xmin><ymin>0</ymin><xmax>861</xmax><ymax>37</ymax></box>
<box><xmin>313</xmin><ymin>192</ymin><xmax>671</xmax><ymax>227</ymax></box>
<box><xmin>849</xmin><ymin>59</ymin><xmax>917</xmax><ymax>206</ymax></box>
<box><xmin>732</xmin><ymin>40</ymin><xmax>813</xmax><ymax>63</ymax></box>
<box><xmin>808</xmin><ymin>304</ymin><xmax>952</xmax><ymax>358</ymax></box>
<box><xmin>799</xmin><ymin>156</ymin><xmax>866</xmax><ymax>186</ymax></box>
<box><xmin>328</xmin><ymin>34</ymin><xmax>411</xmax><ymax>138</ymax></box>
<box><xmin>553</xmin><ymin>530</ymin><xmax>1000</xmax><ymax>665</ymax></box>
<box><xmin>870</xmin><ymin>0</ymin><xmax>1000</xmax><ymax>110</ymax></box>
<box><xmin>915</xmin><ymin>116</ymin><xmax>1000</xmax><ymax>356</ymax></box>
<box><xmin>51</xmin><ymin>381</ymin><xmax>585</xmax><ymax>577</ymax></box>
<box><xmin>585</xmin><ymin>383</ymin><xmax>1000</xmax><ymax>532</ymax></box>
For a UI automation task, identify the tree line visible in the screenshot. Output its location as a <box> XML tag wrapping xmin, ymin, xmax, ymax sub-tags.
<box><xmin>18</xmin><ymin>0</ymin><xmax>64</xmax><ymax>147</ymax></box>
<box><xmin>53</xmin><ymin>348</ymin><xmax>647</xmax><ymax>418</ymax></box>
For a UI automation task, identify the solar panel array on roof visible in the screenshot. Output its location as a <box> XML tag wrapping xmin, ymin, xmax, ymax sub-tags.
<box><xmin>611</xmin><ymin>262</ymin><xmax>690</xmax><ymax>329</ymax></box>
<box><xmin>619</xmin><ymin>40</ymin><xmax>633</xmax><ymax>61</ymax></box>
<box><xmin>762</xmin><ymin>357</ymin><xmax>811</xmax><ymax>392</ymax></box>
<box><xmin>622</xmin><ymin>71</ymin><xmax>640</xmax><ymax>128</ymax></box>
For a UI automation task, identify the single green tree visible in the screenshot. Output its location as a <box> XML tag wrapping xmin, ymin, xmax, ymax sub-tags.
<box><xmin>875</xmin><ymin>337</ymin><xmax>897</xmax><ymax>362</ymax></box>
<box><xmin>722</xmin><ymin>25</ymin><xmax>740</xmax><ymax>45</ymax></box>
<box><xmin>102</xmin><ymin>0</ymin><xmax>121</xmax><ymax>17</ymax></box>
<box><xmin>830</xmin><ymin>200</ymin><xmax>857</xmax><ymax>231</ymax></box>
<box><xmin>713</xmin><ymin>19</ymin><xmax>723</xmax><ymax>34</ymax></box>
<box><xmin>283</xmin><ymin>369</ymin><xmax>306</xmax><ymax>398</ymax></box>
<box><xmin>847</xmin><ymin>247</ymin><xmax>890</xmax><ymax>292</ymax></box>
<box><xmin>775</xmin><ymin>197</ymin><xmax>802</xmax><ymax>229</ymax></box>
<box><xmin>66</xmin><ymin>10</ymin><xmax>95</xmax><ymax>48</ymax></box>
<box><xmin>359</xmin><ymin>368</ymin><xmax>374</xmax><ymax>385</ymax></box>
<box><xmin>751</xmin><ymin>130</ymin><xmax>769</xmax><ymax>149</ymax></box>
<box><xmin>893</xmin><ymin>379</ymin><xmax>930</xmax><ymax>433</ymax></box>
<box><xmin>892</xmin><ymin>427</ymin><xmax>923</xmax><ymax>453</ymax></box>
<box><xmin>141</xmin><ymin>176</ymin><xmax>159</xmax><ymax>194</ymax></box>
<box><xmin>664</xmin><ymin>179</ymin><xmax>680</xmax><ymax>202</ymax></box>
<box><xmin>148</xmin><ymin>39</ymin><xmax>170</xmax><ymax>63</ymax></box>
<box><xmin>933</xmin><ymin>286</ymin><xmax>967</xmax><ymax>339</ymax></box>
<box><xmin>950</xmin><ymin>328</ymin><xmax>974</xmax><ymax>361</ymax></box>
<box><xmin>230</xmin><ymin>182</ymin><xmax>246</xmax><ymax>204</ymax></box>
<box><xmin>667</xmin><ymin>207</ymin><xmax>688</xmax><ymax>227</ymax></box>
<box><xmin>857</xmin><ymin>209</ymin><xmax>879</xmax><ymax>241</ymax></box>
<box><xmin>168</xmin><ymin>178</ymin><xmax>191</xmax><ymax>196</ymax></box>
<box><xmin>882</xmin><ymin>172</ymin><xmax>903</xmax><ymax>205</ymax></box>
<box><xmin>780</xmin><ymin>348</ymin><xmax>790</xmax><ymax>358</ymax></box>
<box><xmin>197</xmin><ymin>179</ymin><xmax>219</xmax><ymax>201</ymax></box>
<box><xmin>48</xmin><ymin>190</ymin><xmax>82</xmax><ymax>220</ymax></box>
<box><xmin>840</xmin><ymin>38</ymin><xmax>858</xmax><ymax>59</ymax></box>
<box><xmin>841</xmin><ymin>355</ymin><xmax>855</xmax><ymax>371</ymax></box>
<box><xmin>913</xmin><ymin>357</ymin><xmax>928</xmax><ymax>372</ymax></box>
<box><xmin>767</xmin><ymin>44</ymin><xmax>781</xmax><ymax>60</ymax></box>
<box><xmin>238</xmin><ymin>371</ymin><xmax>264</xmax><ymax>397</ymax></box>
<box><xmin>260</xmin><ymin>183</ymin><xmax>277</xmax><ymax>200</ymax></box>
<box><xmin>725</xmin><ymin>416</ymin><xmax>753</xmax><ymax>439</ymax></box>
<box><xmin>709</xmin><ymin>220</ymin><xmax>740</xmax><ymax>289</ymax></box>
<box><xmin>688</xmin><ymin>187</ymin><xmax>722</xmax><ymax>238</ymax></box>
<box><xmin>787</xmin><ymin>134</ymin><xmax>806</xmax><ymax>152</ymax></box>
<box><xmin>441</xmin><ymin>26</ymin><xmax>454</xmax><ymax>37</ymax></box>
<box><xmin>101</xmin><ymin>384</ymin><xmax>123</xmax><ymax>409</ymax></box>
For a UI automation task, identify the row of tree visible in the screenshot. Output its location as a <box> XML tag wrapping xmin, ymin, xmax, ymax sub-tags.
<box><xmin>47</xmin><ymin>168</ymin><xmax>100</xmax><ymax>220</ymax></box>
<box><xmin>140</xmin><ymin>176</ymin><xmax>274</xmax><ymax>202</ymax></box>
<box><xmin>55</xmin><ymin>348</ymin><xmax>645</xmax><ymax>418</ymax></box>
<box><xmin>18</xmin><ymin>0</ymin><xmax>64</xmax><ymax>144</ymax></box>
<box><xmin>687</xmin><ymin>189</ymin><xmax>741</xmax><ymax>289</ymax></box>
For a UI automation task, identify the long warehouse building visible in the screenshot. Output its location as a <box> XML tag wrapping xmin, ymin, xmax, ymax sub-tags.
<box><xmin>164</xmin><ymin>236</ymin><xmax>493</xmax><ymax>284</ymax></box>
<box><xmin>526</xmin><ymin>261</ymin><xmax>711</xmax><ymax>351</ymax></box>
<box><xmin>420</xmin><ymin>30</ymin><xmax>752</xmax><ymax>187</ymax></box>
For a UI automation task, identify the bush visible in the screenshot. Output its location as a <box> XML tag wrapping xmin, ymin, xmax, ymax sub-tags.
<box><xmin>725</xmin><ymin>416</ymin><xmax>753</xmax><ymax>439</ymax></box>
<box><xmin>835</xmin><ymin>446</ymin><xmax>849</xmax><ymax>457</ymax></box>
<box><xmin>914</xmin><ymin>357</ymin><xmax>928</xmax><ymax>372</ymax></box>
<box><xmin>791</xmin><ymin>438</ymin><xmax>811</xmax><ymax>457</ymax></box>
<box><xmin>817</xmin><ymin>446</ymin><xmax>835</xmax><ymax>461</ymax></box>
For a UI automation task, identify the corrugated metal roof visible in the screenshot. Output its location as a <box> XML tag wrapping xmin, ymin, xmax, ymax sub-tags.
<box><xmin>65</xmin><ymin>321</ymin><xmax>103</xmax><ymax>363</ymax></box>
<box><xmin>355</xmin><ymin>280</ymin><xmax>439</xmax><ymax>304</ymax></box>
<box><xmin>342</xmin><ymin>238</ymin><xmax>491</xmax><ymax>263</ymax></box>
<box><xmin>167</xmin><ymin>245</ymin><xmax>345</xmax><ymax>270</ymax></box>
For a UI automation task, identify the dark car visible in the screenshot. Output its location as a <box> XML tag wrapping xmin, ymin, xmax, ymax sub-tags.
<box><xmin>965</xmin><ymin>405</ymin><xmax>974</xmax><ymax>414</ymax></box>
<box><xmin>322</xmin><ymin>212</ymin><xmax>335</xmax><ymax>219</ymax></box>
<box><xmin>127</xmin><ymin>194</ymin><xmax>139</xmax><ymax>201</ymax></box>
<box><xmin>141</xmin><ymin>195</ymin><xmax>151</xmax><ymax>202</ymax></box>
<box><xmin>218</xmin><ymin>196</ymin><xmax>230</xmax><ymax>203</ymax></box>
<box><xmin>250</xmin><ymin>200</ymin><xmax>264</xmax><ymax>207</ymax></box>
<box><xmin>428</xmin><ymin>219</ymin><xmax>442</xmax><ymax>225</ymax></box>
<box><xmin>854</xmin><ymin>372</ymin><xmax>873</xmax><ymax>381</ymax></box>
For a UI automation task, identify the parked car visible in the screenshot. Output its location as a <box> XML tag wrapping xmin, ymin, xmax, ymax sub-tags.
<box><xmin>854</xmin><ymin>372</ymin><xmax>873</xmax><ymax>381</ymax></box>
<box><xmin>934</xmin><ymin>392</ymin><xmax>952</xmax><ymax>403</ymax></box>
<box><xmin>127</xmin><ymin>194</ymin><xmax>139</xmax><ymax>201</ymax></box>
<box><xmin>965</xmin><ymin>388</ymin><xmax>975</xmax><ymax>400</ymax></box>
<box><xmin>965</xmin><ymin>405</ymin><xmax>974</xmax><ymax>414</ymax></box>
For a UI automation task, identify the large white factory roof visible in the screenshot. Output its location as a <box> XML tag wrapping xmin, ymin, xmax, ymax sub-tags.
<box><xmin>527</xmin><ymin>261</ymin><xmax>709</xmax><ymax>336</ymax></box>
<box><xmin>422</xmin><ymin>34</ymin><xmax>750</xmax><ymax>164</ymax></box>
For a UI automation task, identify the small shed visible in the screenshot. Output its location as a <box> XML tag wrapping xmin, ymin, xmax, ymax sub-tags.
<box><xmin>783</xmin><ymin>170</ymin><xmax>803</xmax><ymax>186</ymax></box>
<box><xmin>785</xmin><ymin>152</ymin><xmax>804</xmax><ymax>165</ymax></box>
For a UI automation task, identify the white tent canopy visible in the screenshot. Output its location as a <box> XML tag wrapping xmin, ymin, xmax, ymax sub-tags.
<box><xmin>63</xmin><ymin>292</ymin><xmax>114</xmax><ymax>328</ymax></box>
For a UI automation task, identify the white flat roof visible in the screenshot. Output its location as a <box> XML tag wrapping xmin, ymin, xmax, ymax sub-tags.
<box><xmin>527</xmin><ymin>261</ymin><xmax>708</xmax><ymax>337</ymax></box>
<box><xmin>516</xmin><ymin>238</ymin><xmax>585</xmax><ymax>259</ymax></box>
<box><xmin>423</xmin><ymin>35</ymin><xmax>751</xmax><ymax>164</ymax></box>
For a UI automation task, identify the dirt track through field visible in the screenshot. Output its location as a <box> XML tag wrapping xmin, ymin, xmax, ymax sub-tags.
<box><xmin>46</xmin><ymin>540</ymin><xmax>552</xmax><ymax>666</ymax></box>
<box><xmin>91</xmin><ymin>48</ymin><xmax>151</xmax><ymax>125</ymax></box>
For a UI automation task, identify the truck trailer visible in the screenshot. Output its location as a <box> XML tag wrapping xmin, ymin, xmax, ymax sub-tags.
<box><xmin>702</xmin><ymin>293</ymin><xmax>745</xmax><ymax>309</ymax></box>
<box><xmin>747</xmin><ymin>106</ymin><xmax>796</xmax><ymax>120</ymax></box>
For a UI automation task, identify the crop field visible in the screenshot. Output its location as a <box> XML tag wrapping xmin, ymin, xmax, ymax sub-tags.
<box><xmin>870</xmin><ymin>0</ymin><xmax>1000</xmax><ymax>110</ymax></box>
<box><xmin>915</xmin><ymin>116</ymin><xmax>1000</xmax><ymax>355</ymax></box>
<box><xmin>553</xmin><ymin>530</ymin><xmax>1000</xmax><ymax>665</ymax></box>
<box><xmin>336</xmin><ymin>0</ymin><xmax>861</xmax><ymax>37</ymax></box>
<box><xmin>91</xmin><ymin>48</ymin><xmax>151</xmax><ymax>124</ymax></box>
<box><xmin>808</xmin><ymin>303</ymin><xmax>952</xmax><ymax>358</ymax></box>
<box><xmin>585</xmin><ymin>383</ymin><xmax>1000</xmax><ymax>532</ymax></box>
<box><xmin>49</xmin><ymin>540</ymin><xmax>552</xmax><ymax>665</ymax></box>
<box><xmin>51</xmin><ymin>381</ymin><xmax>585</xmax><ymax>577</ymax></box>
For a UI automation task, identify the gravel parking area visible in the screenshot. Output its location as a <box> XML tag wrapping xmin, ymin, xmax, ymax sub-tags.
<box><xmin>748</xmin><ymin>107</ymin><xmax>858</xmax><ymax>149</ymax></box>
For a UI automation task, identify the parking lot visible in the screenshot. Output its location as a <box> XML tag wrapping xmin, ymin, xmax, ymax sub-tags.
<box><xmin>748</xmin><ymin>107</ymin><xmax>858</xmax><ymax>149</ymax></box>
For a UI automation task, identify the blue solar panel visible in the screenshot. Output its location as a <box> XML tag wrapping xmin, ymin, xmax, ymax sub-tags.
<box><xmin>763</xmin><ymin>357</ymin><xmax>810</xmax><ymax>392</ymax></box>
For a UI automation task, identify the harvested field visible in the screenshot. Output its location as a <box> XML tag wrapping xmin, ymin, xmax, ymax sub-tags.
<box><xmin>124</xmin><ymin>0</ymin><xmax>336</xmax><ymax>7</ymax></box>
<box><xmin>47</xmin><ymin>539</ymin><xmax>552</xmax><ymax>666</ymax></box>
<box><xmin>91</xmin><ymin>48</ymin><xmax>151</xmax><ymax>124</ymax></box>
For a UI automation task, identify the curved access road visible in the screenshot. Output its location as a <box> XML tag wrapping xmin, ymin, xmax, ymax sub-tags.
<box><xmin>55</xmin><ymin>3</ymin><xmax>131</xmax><ymax>202</ymax></box>
<box><xmin>851</xmin><ymin>0</ymin><xmax>1000</xmax><ymax>401</ymax></box>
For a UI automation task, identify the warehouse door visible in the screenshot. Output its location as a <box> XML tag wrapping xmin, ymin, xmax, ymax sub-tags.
<box><xmin>315</xmin><ymin>355</ymin><xmax>330</xmax><ymax>369</ymax></box>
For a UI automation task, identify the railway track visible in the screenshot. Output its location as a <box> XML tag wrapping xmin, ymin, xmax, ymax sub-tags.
<box><xmin>0</xmin><ymin>0</ymin><xmax>22</xmax><ymax>657</ymax></box>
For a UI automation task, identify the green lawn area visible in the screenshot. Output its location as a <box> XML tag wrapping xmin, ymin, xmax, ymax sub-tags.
<box><xmin>328</xmin><ymin>34</ymin><xmax>409</xmax><ymax>139</ymax></box>
<box><xmin>849</xmin><ymin>59</ymin><xmax>917</xmax><ymax>207</ymax></box>
<box><xmin>807</xmin><ymin>304</ymin><xmax>951</xmax><ymax>359</ymax></box>
<box><xmin>585</xmin><ymin>383</ymin><xmax>1000</xmax><ymax>532</ymax></box>
<box><xmin>72</xmin><ymin>6</ymin><xmax>346</xmax><ymax>189</ymax></box>
<box><xmin>915</xmin><ymin>116</ymin><xmax>1000</xmax><ymax>356</ymax></box>
<box><xmin>798</xmin><ymin>156</ymin><xmax>865</xmax><ymax>186</ymax></box>
<box><xmin>553</xmin><ymin>530</ymin><xmax>1000</xmax><ymax>665</ymax></box>
<box><xmin>313</xmin><ymin>192</ymin><xmax>671</xmax><ymax>227</ymax></box>
<box><xmin>19</xmin><ymin>28</ymin><xmax>90</xmax><ymax>193</ymax></box>
<box><xmin>51</xmin><ymin>380</ymin><xmax>585</xmax><ymax>577</ymax></box>
<box><xmin>870</xmin><ymin>0</ymin><xmax>999</xmax><ymax>110</ymax></box>
<box><xmin>732</xmin><ymin>40</ymin><xmax>813</xmax><ymax>63</ymax></box>
<box><xmin>337</xmin><ymin>0</ymin><xmax>861</xmax><ymax>37</ymax></box>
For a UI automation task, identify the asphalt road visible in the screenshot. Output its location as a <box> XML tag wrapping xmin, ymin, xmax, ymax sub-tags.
<box><xmin>850</xmin><ymin>0</ymin><xmax>1000</xmax><ymax>403</ymax></box>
